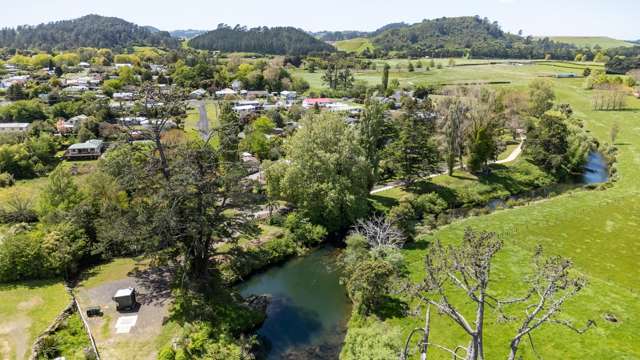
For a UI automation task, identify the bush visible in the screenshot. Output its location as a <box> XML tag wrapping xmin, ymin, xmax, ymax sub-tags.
<box><xmin>387</xmin><ymin>201</ymin><xmax>417</xmax><ymax>238</ymax></box>
<box><xmin>411</xmin><ymin>193</ymin><xmax>448</xmax><ymax>218</ymax></box>
<box><xmin>0</xmin><ymin>172</ymin><xmax>14</xmax><ymax>187</ymax></box>
<box><xmin>284</xmin><ymin>212</ymin><xmax>327</xmax><ymax>246</ymax></box>
<box><xmin>340</xmin><ymin>322</ymin><xmax>401</xmax><ymax>360</ymax></box>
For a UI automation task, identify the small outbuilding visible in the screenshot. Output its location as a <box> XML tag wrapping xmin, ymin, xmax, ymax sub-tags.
<box><xmin>112</xmin><ymin>288</ymin><xmax>137</xmax><ymax>312</ymax></box>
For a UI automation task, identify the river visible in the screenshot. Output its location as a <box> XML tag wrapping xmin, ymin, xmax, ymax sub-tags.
<box><xmin>237</xmin><ymin>247</ymin><xmax>351</xmax><ymax>359</ymax></box>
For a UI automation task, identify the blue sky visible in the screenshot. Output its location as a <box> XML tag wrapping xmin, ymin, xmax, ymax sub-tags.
<box><xmin>2</xmin><ymin>0</ymin><xmax>637</xmax><ymax>39</ymax></box>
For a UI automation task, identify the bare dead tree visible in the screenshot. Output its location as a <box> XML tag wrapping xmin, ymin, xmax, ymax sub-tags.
<box><xmin>352</xmin><ymin>215</ymin><xmax>406</xmax><ymax>249</ymax></box>
<box><xmin>503</xmin><ymin>246</ymin><xmax>595</xmax><ymax>360</ymax></box>
<box><xmin>412</xmin><ymin>228</ymin><xmax>502</xmax><ymax>360</ymax></box>
<box><xmin>134</xmin><ymin>83</ymin><xmax>188</xmax><ymax>180</ymax></box>
<box><xmin>408</xmin><ymin>228</ymin><xmax>593</xmax><ymax>360</ymax></box>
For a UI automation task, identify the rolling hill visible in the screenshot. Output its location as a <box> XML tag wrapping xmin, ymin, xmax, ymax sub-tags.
<box><xmin>371</xmin><ymin>16</ymin><xmax>577</xmax><ymax>59</ymax></box>
<box><xmin>0</xmin><ymin>15</ymin><xmax>180</xmax><ymax>50</ymax></box>
<box><xmin>189</xmin><ymin>26</ymin><xmax>335</xmax><ymax>55</ymax></box>
<box><xmin>541</xmin><ymin>36</ymin><xmax>635</xmax><ymax>49</ymax></box>
<box><xmin>334</xmin><ymin>38</ymin><xmax>375</xmax><ymax>53</ymax></box>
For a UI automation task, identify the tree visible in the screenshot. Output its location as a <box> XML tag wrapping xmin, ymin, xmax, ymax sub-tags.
<box><xmin>525</xmin><ymin>112</ymin><xmax>571</xmax><ymax>178</ymax></box>
<box><xmin>39</xmin><ymin>165</ymin><xmax>84</xmax><ymax>221</ymax></box>
<box><xmin>265</xmin><ymin>112</ymin><xmax>371</xmax><ymax>232</ymax></box>
<box><xmin>583</xmin><ymin>67</ymin><xmax>591</xmax><ymax>77</ymax></box>
<box><xmin>322</xmin><ymin>63</ymin><xmax>339</xmax><ymax>90</ymax></box>
<box><xmin>528</xmin><ymin>79</ymin><xmax>555</xmax><ymax>117</ymax></box>
<box><xmin>408</xmin><ymin>62</ymin><xmax>415</xmax><ymax>72</ymax></box>
<box><xmin>240</xmin><ymin>116</ymin><xmax>275</xmax><ymax>160</ymax></box>
<box><xmin>217</xmin><ymin>101</ymin><xmax>242</xmax><ymax>165</ymax></box>
<box><xmin>381</xmin><ymin>63</ymin><xmax>390</xmax><ymax>91</ymax></box>
<box><xmin>358</xmin><ymin>99</ymin><xmax>388</xmax><ymax>188</ymax></box>
<box><xmin>465</xmin><ymin>89</ymin><xmax>504</xmax><ymax>173</ymax></box>
<box><xmin>610</xmin><ymin>122</ymin><xmax>620</xmax><ymax>144</ymax></box>
<box><xmin>351</xmin><ymin>215</ymin><xmax>406</xmax><ymax>249</ymax></box>
<box><xmin>437</xmin><ymin>96</ymin><xmax>468</xmax><ymax>175</ymax></box>
<box><xmin>387</xmin><ymin>98</ymin><xmax>440</xmax><ymax>184</ymax></box>
<box><xmin>7</xmin><ymin>83</ymin><xmax>26</xmax><ymax>101</ymax></box>
<box><xmin>410</xmin><ymin>228</ymin><xmax>592</xmax><ymax>360</ymax></box>
<box><xmin>135</xmin><ymin>84</ymin><xmax>188</xmax><ymax>180</ymax></box>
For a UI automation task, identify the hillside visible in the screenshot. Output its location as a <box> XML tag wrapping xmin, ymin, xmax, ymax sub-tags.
<box><xmin>334</xmin><ymin>38</ymin><xmax>375</xmax><ymax>53</ymax></box>
<box><xmin>542</xmin><ymin>36</ymin><xmax>635</xmax><ymax>49</ymax></box>
<box><xmin>372</xmin><ymin>16</ymin><xmax>577</xmax><ymax>59</ymax></box>
<box><xmin>0</xmin><ymin>15</ymin><xmax>179</xmax><ymax>50</ymax></box>
<box><xmin>189</xmin><ymin>25</ymin><xmax>335</xmax><ymax>55</ymax></box>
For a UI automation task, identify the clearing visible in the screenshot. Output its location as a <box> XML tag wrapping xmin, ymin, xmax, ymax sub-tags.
<box><xmin>74</xmin><ymin>258</ymin><xmax>179</xmax><ymax>360</ymax></box>
<box><xmin>0</xmin><ymin>280</ymin><xmax>69</xmax><ymax>360</ymax></box>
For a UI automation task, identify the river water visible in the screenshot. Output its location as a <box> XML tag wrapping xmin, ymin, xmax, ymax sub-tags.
<box><xmin>582</xmin><ymin>151</ymin><xmax>609</xmax><ymax>184</ymax></box>
<box><xmin>237</xmin><ymin>247</ymin><xmax>351</xmax><ymax>359</ymax></box>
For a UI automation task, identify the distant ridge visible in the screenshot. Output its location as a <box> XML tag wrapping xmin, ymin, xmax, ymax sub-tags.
<box><xmin>0</xmin><ymin>15</ymin><xmax>179</xmax><ymax>50</ymax></box>
<box><xmin>189</xmin><ymin>25</ymin><xmax>335</xmax><ymax>55</ymax></box>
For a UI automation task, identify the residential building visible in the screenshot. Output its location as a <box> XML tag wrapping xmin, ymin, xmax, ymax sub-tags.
<box><xmin>65</xmin><ymin>139</ymin><xmax>105</xmax><ymax>160</ymax></box>
<box><xmin>0</xmin><ymin>123</ymin><xmax>30</xmax><ymax>133</ymax></box>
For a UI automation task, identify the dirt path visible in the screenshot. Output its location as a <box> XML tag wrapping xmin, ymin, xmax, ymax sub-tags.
<box><xmin>370</xmin><ymin>139</ymin><xmax>525</xmax><ymax>195</ymax></box>
<box><xmin>0</xmin><ymin>316</ymin><xmax>31</xmax><ymax>360</ymax></box>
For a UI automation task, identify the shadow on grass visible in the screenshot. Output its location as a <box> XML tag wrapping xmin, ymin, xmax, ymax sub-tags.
<box><xmin>0</xmin><ymin>278</ymin><xmax>63</xmax><ymax>291</ymax></box>
<box><xmin>373</xmin><ymin>296</ymin><xmax>409</xmax><ymax>320</ymax></box>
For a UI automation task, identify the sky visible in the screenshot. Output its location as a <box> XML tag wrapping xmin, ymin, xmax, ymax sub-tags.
<box><xmin>1</xmin><ymin>0</ymin><xmax>638</xmax><ymax>40</ymax></box>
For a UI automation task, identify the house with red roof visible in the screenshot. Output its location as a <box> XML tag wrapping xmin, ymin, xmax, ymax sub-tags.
<box><xmin>302</xmin><ymin>98</ymin><xmax>337</xmax><ymax>109</ymax></box>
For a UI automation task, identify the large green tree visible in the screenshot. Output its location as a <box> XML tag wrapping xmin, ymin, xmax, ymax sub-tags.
<box><xmin>265</xmin><ymin>112</ymin><xmax>371</xmax><ymax>232</ymax></box>
<box><xmin>387</xmin><ymin>98</ymin><xmax>440</xmax><ymax>184</ymax></box>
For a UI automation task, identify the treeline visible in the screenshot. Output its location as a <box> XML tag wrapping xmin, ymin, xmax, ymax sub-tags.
<box><xmin>189</xmin><ymin>25</ymin><xmax>335</xmax><ymax>55</ymax></box>
<box><xmin>605</xmin><ymin>56</ymin><xmax>640</xmax><ymax>74</ymax></box>
<box><xmin>312</xmin><ymin>23</ymin><xmax>409</xmax><ymax>42</ymax></box>
<box><xmin>0</xmin><ymin>15</ymin><xmax>179</xmax><ymax>51</ymax></box>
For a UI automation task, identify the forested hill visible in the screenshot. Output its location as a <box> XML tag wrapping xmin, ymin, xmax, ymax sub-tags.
<box><xmin>0</xmin><ymin>15</ymin><xmax>180</xmax><ymax>50</ymax></box>
<box><xmin>372</xmin><ymin>16</ymin><xmax>577</xmax><ymax>59</ymax></box>
<box><xmin>189</xmin><ymin>26</ymin><xmax>335</xmax><ymax>55</ymax></box>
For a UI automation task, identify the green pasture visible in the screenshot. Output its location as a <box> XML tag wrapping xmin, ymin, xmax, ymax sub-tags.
<box><xmin>346</xmin><ymin>61</ymin><xmax>640</xmax><ymax>359</ymax></box>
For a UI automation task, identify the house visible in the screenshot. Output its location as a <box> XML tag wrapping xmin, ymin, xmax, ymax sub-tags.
<box><xmin>215</xmin><ymin>88</ymin><xmax>237</xmax><ymax>97</ymax></box>
<box><xmin>280</xmin><ymin>91</ymin><xmax>297</xmax><ymax>101</ymax></box>
<box><xmin>241</xmin><ymin>152</ymin><xmax>260</xmax><ymax>174</ymax></box>
<box><xmin>65</xmin><ymin>139</ymin><xmax>105</xmax><ymax>160</ymax></box>
<box><xmin>302</xmin><ymin>98</ymin><xmax>336</xmax><ymax>109</ymax></box>
<box><xmin>118</xmin><ymin>116</ymin><xmax>147</xmax><ymax>126</ymax></box>
<box><xmin>190</xmin><ymin>89</ymin><xmax>207</xmax><ymax>99</ymax></box>
<box><xmin>63</xmin><ymin>85</ymin><xmax>89</xmax><ymax>94</ymax></box>
<box><xmin>246</xmin><ymin>90</ymin><xmax>269</xmax><ymax>98</ymax></box>
<box><xmin>78</xmin><ymin>62</ymin><xmax>91</xmax><ymax>68</ymax></box>
<box><xmin>113</xmin><ymin>92</ymin><xmax>134</xmax><ymax>101</ymax></box>
<box><xmin>0</xmin><ymin>123</ymin><xmax>30</xmax><ymax>133</ymax></box>
<box><xmin>56</xmin><ymin>115</ymin><xmax>87</xmax><ymax>134</ymax></box>
<box><xmin>115</xmin><ymin>63</ymin><xmax>133</xmax><ymax>69</ymax></box>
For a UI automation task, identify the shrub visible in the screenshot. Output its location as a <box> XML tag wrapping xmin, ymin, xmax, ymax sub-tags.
<box><xmin>284</xmin><ymin>212</ymin><xmax>327</xmax><ymax>246</ymax></box>
<box><xmin>340</xmin><ymin>322</ymin><xmax>401</xmax><ymax>360</ymax></box>
<box><xmin>0</xmin><ymin>172</ymin><xmax>14</xmax><ymax>187</ymax></box>
<box><xmin>387</xmin><ymin>201</ymin><xmax>417</xmax><ymax>238</ymax></box>
<box><xmin>411</xmin><ymin>193</ymin><xmax>448</xmax><ymax>218</ymax></box>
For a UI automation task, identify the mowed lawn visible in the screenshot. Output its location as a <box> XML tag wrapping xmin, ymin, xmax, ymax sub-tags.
<box><xmin>346</xmin><ymin>63</ymin><xmax>640</xmax><ymax>359</ymax></box>
<box><xmin>0</xmin><ymin>280</ymin><xmax>70</xmax><ymax>360</ymax></box>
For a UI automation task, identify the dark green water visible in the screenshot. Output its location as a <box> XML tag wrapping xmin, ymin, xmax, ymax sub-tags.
<box><xmin>237</xmin><ymin>247</ymin><xmax>351</xmax><ymax>359</ymax></box>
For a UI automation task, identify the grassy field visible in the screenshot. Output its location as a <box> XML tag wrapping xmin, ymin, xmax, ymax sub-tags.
<box><xmin>344</xmin><ymin>61</ymin><xmax>640</xmax><ymax>359</ymax></box>
<box><xmin>542</xmin><ymin>36</ymin><xmax>635</xmax><ymax>49</ymax></box>
<box><xmin>292</xmin><ymin>59</ymin><xmax>605</xmax><ymax>92</ymax></box>
<box><xmin>334</xmin><ymin>38</ymin><xmax>375</xmax><ymax>53</ymax></box>
<box><xmin>0</xmin><ymin>280</ymin><xmax>70</xmax><ymax>360</ymax></box>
